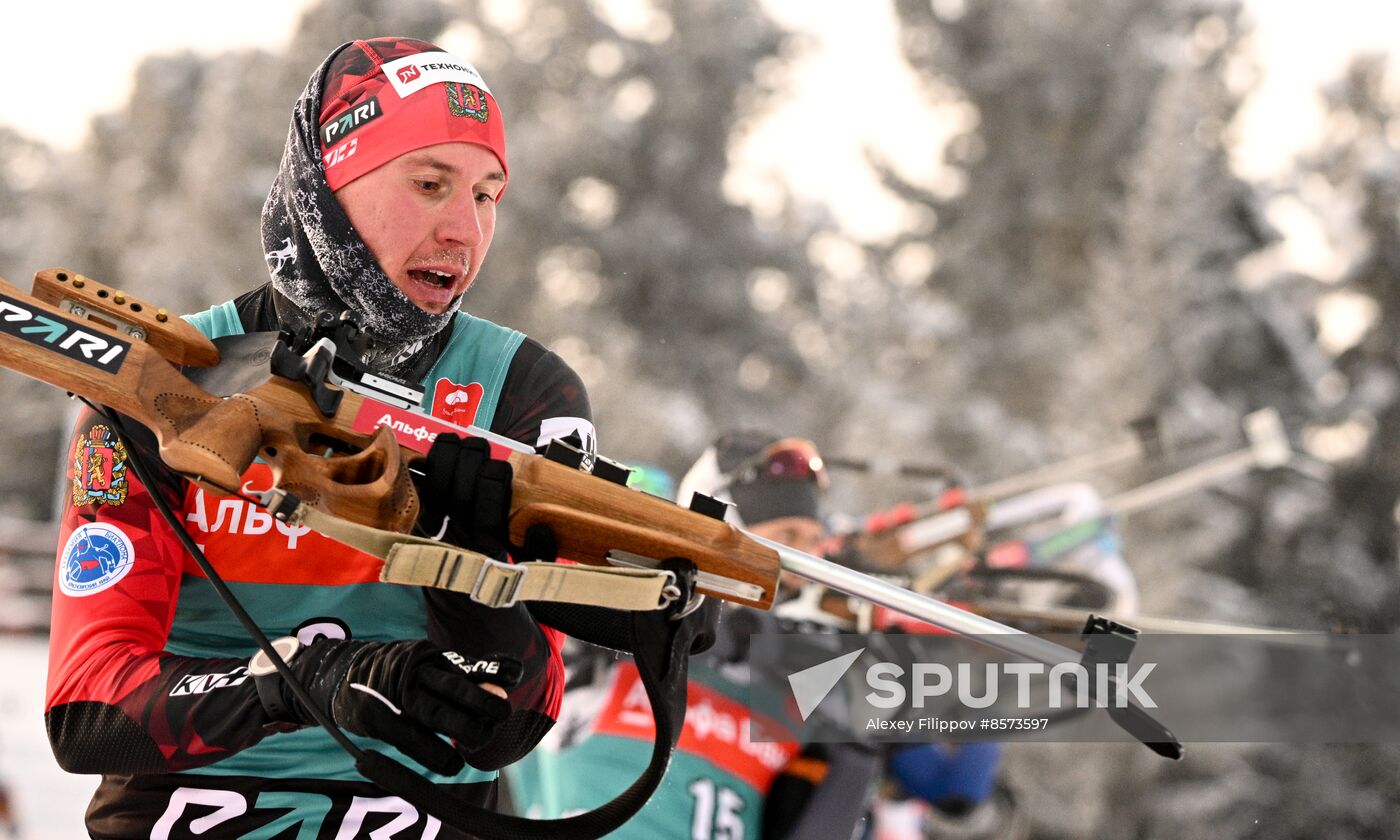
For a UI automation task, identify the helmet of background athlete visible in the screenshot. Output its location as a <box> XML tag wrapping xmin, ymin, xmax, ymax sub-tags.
<box><xmin>675</xmin><ymin>431</ymin><xmax>828</xmax><ymax>528</ymax></box>
<box><xmin>679</xmin><ymin>433</ymin><xmax>840</xmax><ymax>652</ymax></box>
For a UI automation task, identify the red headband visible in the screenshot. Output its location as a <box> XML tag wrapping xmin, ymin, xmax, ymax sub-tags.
<box><xmin>318</xmin><ymin>43</ymin><xmax>508</xmax><ymax>192</ymax></box>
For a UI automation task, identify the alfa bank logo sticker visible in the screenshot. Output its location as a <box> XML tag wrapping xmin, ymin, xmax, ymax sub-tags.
<box><xmin>430</xmin><ymin>378</ymin><xmax>484</xmax><ymax>427</ymax></box>
<box><xmin>351</xmin><ymin>400</ymin><xmax>516</xmax><ymax>460</ymax></box>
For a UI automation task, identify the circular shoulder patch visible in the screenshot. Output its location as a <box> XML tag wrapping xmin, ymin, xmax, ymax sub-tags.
<box><xmin>59</xmin><ymin>523</ymin><xmax>136</xmax><ymax>597</ymax></box>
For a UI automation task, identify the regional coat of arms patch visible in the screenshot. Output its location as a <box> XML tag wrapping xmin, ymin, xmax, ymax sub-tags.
<box><xmin>71</xmin><ymin>424</ymin><xmax>129</xmax><ymax>507</ymax></box>
<box><xmin>446</xmin><ymin>82</ymin><xmax>489</xmax><ymax>122</ymax></box>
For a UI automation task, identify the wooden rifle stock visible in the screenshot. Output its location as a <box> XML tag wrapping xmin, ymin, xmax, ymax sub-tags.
<box><xmin>508</xmin><ymin>454</ymin><xmax>776</xmax><ymax>607</ymax></box>
<box><xmin>0</xmin><ymin>270</ymin><xmax>417</xmax><ymax>530</ymax></box>
<box><xmin>0</xmin><ymin>268</ymin><xmax>780</xmax><ymax>607</ymax></box>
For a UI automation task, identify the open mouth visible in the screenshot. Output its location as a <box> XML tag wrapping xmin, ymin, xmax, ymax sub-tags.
<box><xmin>408</xmin><ymin>268</ymin><xmax>457</xmax><ymax>289</ymax></box>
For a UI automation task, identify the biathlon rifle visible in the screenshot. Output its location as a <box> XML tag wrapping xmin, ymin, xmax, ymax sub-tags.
<box><xmin>826</xmin><ymin>414</ymin><xmax>1170</xmax><ymax>495</ymax></box>
<box><xmin>0</xmin><ymin>269</ymin><xmax>1182</xmax><ymax>761</ymax></box>
<box><xmin>830</xmin><ymin>406</ymin><xmax>1315</xmax><ymax>573</ymax></box>
<box><xmin>817</xmin><ymin>409</ymin><xmax>1336</xmax><ymax>646</ymax></box>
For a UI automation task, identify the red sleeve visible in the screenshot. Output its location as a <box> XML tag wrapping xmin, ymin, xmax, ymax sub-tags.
<box><xmin>45</xmin><ymin>412</ymin><xmax>279</xmax><ymax>773</ymax></box>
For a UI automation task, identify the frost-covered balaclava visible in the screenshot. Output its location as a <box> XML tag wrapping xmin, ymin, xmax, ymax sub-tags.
<box><xmin>261</xmin><ymin>37</ymin><xmax>508</xmax><ymax>375</ymax></box>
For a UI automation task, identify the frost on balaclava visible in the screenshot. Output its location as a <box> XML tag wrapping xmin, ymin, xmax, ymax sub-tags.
<box><xmin>260</xmin><ymin>38</ymin><xmax>505</xmax><ymax>377</ymax></box>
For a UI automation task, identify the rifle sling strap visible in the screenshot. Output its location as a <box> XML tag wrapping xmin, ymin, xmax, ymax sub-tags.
<box><xmin>264</xmin><ymin>489</ymin><xmax>676</xmax><ymax>611</ymax></box>
<box><xmin>357</xmin><ymin>560</ymin><xmax>703</xmax><ymax>839</ymax></box>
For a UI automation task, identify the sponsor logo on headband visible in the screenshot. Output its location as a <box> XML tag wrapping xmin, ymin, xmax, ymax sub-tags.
<box><xmin>382</xmin><ymin>51</ymin><xmax>492</xmax><ymax>99</ymax></box>
<box><xmin>323</xmin><ymin>137</ymin><xmax>358</xmax><ymax>171</ymax></box>
<box><xmin>446</xmin><ymin>83</ymin><xmax>489</xmax><ymax>123</ymax></box>
<box><xmin>320</xmin><ymin>96</ymin><xmax>382</xmax><ymax>147</ymax></box>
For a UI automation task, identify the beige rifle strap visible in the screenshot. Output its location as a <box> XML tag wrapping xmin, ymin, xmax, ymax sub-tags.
<box><xmin>263</xmin><ymin>489</ymin><xmax>679</xmax><ymax>611</ymax></box>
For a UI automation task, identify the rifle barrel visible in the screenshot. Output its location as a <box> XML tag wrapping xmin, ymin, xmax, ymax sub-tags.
<box><xmin>974</xmin><ymin>439</ymin><xmax>1147</xmax><ymax>501</ymax></box>
<box><xmin>750</xmin><ymin>530</ymin><xmax>1081</xmax><ymax>668</ymax></box>
<box><xmin>1105</xmin><ymin>447</ymin><xmax>1257</xmax><ymax>516</ymax></box>
<box><xmin>964</xmin><ymin>600</ymin><xmax>1334</xmax><ymax>648</ymax></box>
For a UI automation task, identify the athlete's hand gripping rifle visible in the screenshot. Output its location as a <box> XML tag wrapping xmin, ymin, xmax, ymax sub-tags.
<box><xmin>0</xmin><ymin>268</ymin><xmax>1182</xmax><ymax>759</ymax></box>
<box><xmin>0</xmin><ymin>268</ymin><xmax>778</xmax><ymax>606</ymax></box>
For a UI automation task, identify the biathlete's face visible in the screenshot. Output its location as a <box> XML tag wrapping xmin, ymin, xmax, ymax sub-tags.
<box><xmin>334</xmin><ymin>141</ymin><xmax>505</xmax><ymax>315</ymax></box>
<box><xmin>749</xmin><ymin>515</ymin><xmax>825</xmax><ymax>557</ymax></box>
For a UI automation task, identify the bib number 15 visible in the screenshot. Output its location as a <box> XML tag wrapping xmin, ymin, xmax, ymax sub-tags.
<box><xmin>688</xmin><ymin>778</ymin><xmax>746</xmax><ymax>840</ymax></box>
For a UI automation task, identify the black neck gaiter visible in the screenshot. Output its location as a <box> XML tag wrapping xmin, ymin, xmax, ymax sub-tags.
<box><xmin>259</xmin><ymin>43</ymin><xmax>462</xmax><ymax>377</ymax></box>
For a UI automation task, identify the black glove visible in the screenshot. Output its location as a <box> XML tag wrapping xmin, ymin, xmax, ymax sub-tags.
<box><xmin>415</xmin><ymin>434</ymin><xmax>514</xmax><ymax>557</ymax></box>
<box><xmin>278</xmin><ymin>638</ymin><xmax>523</xmax><ymax>776</ymax></box>
<box><xmin>417</xmin><ymin>433</ymin><xmax>562</xmax><ymax>562</ymax></box>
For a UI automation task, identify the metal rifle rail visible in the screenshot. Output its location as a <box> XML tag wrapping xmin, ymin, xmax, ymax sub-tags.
<box><xmin>961</xmin><ymin>599</ymin><xmax>1338</xmax><ymax>649</ymax></box>
<box><xmin>751</xmin><ymin>529</ymin><xmax>1080</xmax><ymax>667</ymax></box>
<box><xmin>1103</xmin><ymin>409</ymin><xmax>1297</xmax><ymax>516</ymax></box>
<box><xmin>827</xmin><ymin>416</ymin><xmax>1171</xmax><ymax>499</ymax></box>
<box><xmin>748</xmin><ymin>529</ymin><xmax>1182</xmax><ymax>758</ymax></box>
